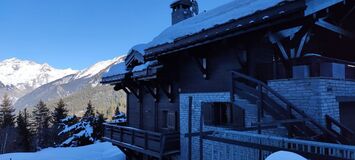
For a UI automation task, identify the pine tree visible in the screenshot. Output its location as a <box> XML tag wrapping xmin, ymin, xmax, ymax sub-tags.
<box><xmin>112</xmin><ymin>106</ymin><xmax>126</xmax><ymax>124</ymax></box>
<box><xmin>83</xmin><ymin>100</ymin><xmax>95</xmax><ymax>119</ymax></box>
<box><xmin>52</xmin><ymin>99</ymin><xmax>69</xmax><ymax>146</ymax></box>
<box><xmin>16</xmin><ymin>109</ymin><xmax>33</xmax><ymax>151</ymax></box>
<box><xmin>114</xmin><ymin>106</ymin><xmax>120</xmax><ymax>116</ymax></box>
<box><xmin>92</xmin><ymin>112</ymin><xmax>106</xmax><ymax>140</ymax></box>
<box><xmin>32</xmin><ymin>100</ymin><xmax>52</xmax><ymax>149</ymax></box>
<box><xmin>53</xmin><ymin>99</ymin><xmax>68</xmax><ymax>125</ymax></box>
<box><xmin>0</xmin><ymin>94</ymin><xmax>15</xmax><ymax>128</ymax></box>
<box><xmin>59</xmin><ymin>115</ymin><xmax>93</xmax><ymax>147</ymax></box>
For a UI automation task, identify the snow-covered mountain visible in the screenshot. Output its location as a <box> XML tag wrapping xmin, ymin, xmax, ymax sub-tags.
<box><xmin>0</xmin><ymin>58</ymin><xmax>77</xmax><ymax>90</ymax></box>
<box><xmin>14</xmin><ymin>56</ymin><xmax>126</xmax><ymax>116</ymax></box>
<box><xmin>0</xmin><ymin>58</ymin><xmax>78</xmax><ymax>101</ymax></box>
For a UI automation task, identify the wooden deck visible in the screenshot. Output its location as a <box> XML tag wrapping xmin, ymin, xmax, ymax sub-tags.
<box><xmin>103</xmin><ymin>123</ymin><xmax>180</xmax><ymax>159</ymax></box>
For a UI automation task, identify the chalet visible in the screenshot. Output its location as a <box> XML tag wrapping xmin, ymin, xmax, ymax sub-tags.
<box><xmin>101</xmin><ymin>0</ymin><xmax>355</xmax><ymax>159</ymax></box>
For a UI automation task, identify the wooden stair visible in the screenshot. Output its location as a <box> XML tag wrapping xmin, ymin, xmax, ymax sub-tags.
<box><xmin>230</xmin><ymin>71</ymin><xmax>353</xmax><ymax>144</ymax></box>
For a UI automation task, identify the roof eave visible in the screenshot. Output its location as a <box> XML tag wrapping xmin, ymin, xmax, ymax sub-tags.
<box><xmin>144</xmin><ymin>0</ymin><xmax>306</xmax><ymax>60</ymax></box>
<box><xmin>100</xmin><ymin>73</ymin><xmax>130</xmax><ymax>85</ymax></box>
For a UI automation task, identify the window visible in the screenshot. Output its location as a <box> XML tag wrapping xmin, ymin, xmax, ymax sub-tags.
<box><xmin>203</xmin><ymin>102</ymin><xmax>245</xmax><ymax>128</ymax></box>
<box><xmin>162</xmin><ymin>111</ymin><xmax>168</xmax><ymax>128</ymax></box>
<box><xmin>162</xmin><ymin>111</ymin><xmax>177</xmax><ymax>130</ymax></box>
<box><xmin>167</xmin><ymin>112</ymin><xmax>177</xmax><ymax>130</ymax></box>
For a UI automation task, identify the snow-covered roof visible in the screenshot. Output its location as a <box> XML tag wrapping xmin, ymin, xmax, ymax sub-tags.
<box><xmin>102</xmin><ymin>62</ymin><xmax>127</xmax><ymax>78</ymax></box>
<box><xmin>132</xmin><ymin>62</ymin><xmax>149</xmax><ymax>72</ymax></box>
<box><xmin>132</xmin><ymin>60</ymin><xmax>160</xmax><ymax>72</ymax></box>
<box><xmin>144</xmin><ymin>0</ymin><xmax>286</xmax><ymax>50</ymax></box>
<box><xmin>130</xmin><ymin>44</ymin><xmax>148</xmax><ymax>55</ymax></box>
<box><xmin>125</xmin><ymin>44</ymin><xmax>148</xmax><ymax>67</ymax></box>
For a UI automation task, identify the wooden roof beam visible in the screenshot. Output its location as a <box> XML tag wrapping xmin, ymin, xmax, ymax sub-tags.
<box><xmin>316</xmin><ymin>18</ymin><xmax>354</xmax><ymax>38</ymax></box>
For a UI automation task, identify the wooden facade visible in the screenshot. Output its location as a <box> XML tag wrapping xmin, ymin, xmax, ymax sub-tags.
<box><xmin>102</xmin><ymin>0</ymin><xmax>355</xmax><ymax>159</ymax></box>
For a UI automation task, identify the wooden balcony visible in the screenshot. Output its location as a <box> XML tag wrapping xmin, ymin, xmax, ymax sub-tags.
<box><xmin>103</xmin><ymin>123</ymin><xmax>180</xmax><ymax>158</ymax></box>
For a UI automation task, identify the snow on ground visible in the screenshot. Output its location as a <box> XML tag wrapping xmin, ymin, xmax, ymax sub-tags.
<box><xmin>0</xmin><ymin>142</ymin><xmax>125</xmax><ymax>160</ymax></box>
<box><xmin>266</xmin><ymin>151</ymin><xmax>307</xmax><ymax>160</ymax></box>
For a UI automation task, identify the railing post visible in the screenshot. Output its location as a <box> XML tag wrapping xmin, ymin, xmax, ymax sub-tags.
<box><xmin>288</xmin><ymin>105</ymin><xmax>292</xmax><ymax>119</ymax></box>
<box><xmin>144</xmin><ymin>132</ymin><xmax>148</xmax><ymax>150</ymax></box>
<box><xmin>110</xmin><ymin>125</ymin><xmax>113</xmax><ymax>139</ymax></box>
<box><xmin>325</xmin><ymin>115</ymin><xmax>331</xmax><ymax>130</ymax></box>
<box><xmin>132</xmin><ymin>130</ymin><xmax>135</xmax><ymax>145</ymax></box>
<box><xmin>160</xmin><ymin>134</ymin><xmax>167</xmax><ymax>156</ymax></box>
<box><xmin>120</xmin><ymin>127</ymin><xmax>123</xmax><ymax>142</ymax></box>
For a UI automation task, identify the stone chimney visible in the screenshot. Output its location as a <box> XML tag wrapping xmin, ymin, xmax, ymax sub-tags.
<box><xmin>170</xmin><ymin>0</ymin><xmax>196</xmax><ymax>25</ymax></box>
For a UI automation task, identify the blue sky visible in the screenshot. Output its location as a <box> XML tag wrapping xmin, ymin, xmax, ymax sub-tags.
<box><xmin>0</xmin><ymin>0</ymin><xmax>232</xmax><ymax>70</ymax></box>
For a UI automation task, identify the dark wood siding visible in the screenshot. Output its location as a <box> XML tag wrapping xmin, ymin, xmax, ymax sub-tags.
<box><xmin>128</xmin><ymin>93</ymin><xmax>140</xmax><ymax>128</ymax></box>
<box><xmin>142</xmin><ymin>91</ymin><xmax>156</xmax><ymax>131</ymax></box>
<box><xmin>126</xmin><ymin>35</ymin><xmax>275</xmax><ymax>133</ymax></box>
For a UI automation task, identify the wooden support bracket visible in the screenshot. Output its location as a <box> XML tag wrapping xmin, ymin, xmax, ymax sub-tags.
<box><xmin>160</xmin><ymin>83</ymin><xmax>174</xmax><ymax>102</ymax></box>
<box><xmin>126</xmin><ymin>84</ymin><xmax>141</xmax><ymax>102</ymax></box>
<box><xmin>268</xmin><ymin>23</ymin><xmax>312</xmax><ymax>59</ymax></box>
<box><xmin>192</xmin><ymin>56</ymin><xmax>208</xmax><ymax>79</ymax></box>
<box><xmin>144</xmin><ymin>84</ymin><xmax>159</xmax><ymax>102</ymax></box>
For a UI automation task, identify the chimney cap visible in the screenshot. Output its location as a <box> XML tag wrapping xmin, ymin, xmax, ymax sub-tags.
<box><xmin>170</xmin><ymin>0</ymin><xmax>192</xmax><ymax>8</ymax></box>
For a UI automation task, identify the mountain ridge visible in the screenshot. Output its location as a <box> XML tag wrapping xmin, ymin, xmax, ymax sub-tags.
<box><xmin>12</xmin><ymin>55</ymin><xmax>126</xmax><ymax>117</ymax></box>
<box><xmin>0</xmin><ymin>58</ymin><xmax>78</xmax><ymax>102</ymax></box>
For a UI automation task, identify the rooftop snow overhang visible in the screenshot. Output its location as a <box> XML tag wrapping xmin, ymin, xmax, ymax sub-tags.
<box><xmin>125</xmin><ymin>44</ymin><xmax>147</xmax><ymax>68</ymax></box>
<box><xmin>101</xmin><ymin>72</ymin><xmax>131</xmax><ymax>85</ymax></box>
<box><xmin>101</xmin><ymin>62</ymin><xmax>130</xmax><ymax>85</ymax></box>
<box><xmin>125</xmin><ymin>51</ymin><xmax>144</xmax><ymax>68</ymax></box>
<box><xmin>131</xmin><ymin>61</ymin><xmax>162</xmax><ymax>80</ymax></box>
<box><xmin>144</xmin><ymin>0</ymin><xmax>306</xmax><ymax>60</ymax></box>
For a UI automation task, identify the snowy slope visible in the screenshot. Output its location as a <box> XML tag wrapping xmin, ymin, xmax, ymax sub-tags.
<box><xmin>0</xmin><ymin>142</ymin><xmax>125</xmax><ymax>160</ymax></box>
<box><xmin>75</xmin><ymin>56</ymin><xmax>123</xmax><ymax>79</ymax></box>
<box><xmin>0</xmin><ymin>58</ymin><xmax>77</xmax><ymax>90</ymax></box>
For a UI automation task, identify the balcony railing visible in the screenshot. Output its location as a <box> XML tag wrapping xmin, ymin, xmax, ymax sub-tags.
<box><xmin>103</xmin><ymin>123</ymin><xmax>180</xmax><ymax>158</ymax></box>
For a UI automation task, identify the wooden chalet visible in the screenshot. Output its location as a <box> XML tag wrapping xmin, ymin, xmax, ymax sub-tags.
<box><xmin>101</xmin><ymin>0</ymin><xmax>355</xmax><ymax>159</ymax></box>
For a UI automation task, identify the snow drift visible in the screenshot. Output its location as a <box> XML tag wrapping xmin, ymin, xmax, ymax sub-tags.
<box><xmin>0</xmin><ymin>142</ymin><xmax>125</xmax><ymax>160</ymax></box>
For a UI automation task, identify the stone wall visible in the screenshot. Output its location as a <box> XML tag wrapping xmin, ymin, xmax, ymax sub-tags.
<box><xmin>268</xmin><ymin>78</ymin><xmax>355</xmax><ymax>126</ymax></box>
<box><xmin>178</xmin><ymin>78</ymin><xmax>355</xmax><ymax>160</ymax></box>
<box><xmin>179</xmin><ymin>92</ymin><xmax>264</xmax><ymax>160</ymax></box>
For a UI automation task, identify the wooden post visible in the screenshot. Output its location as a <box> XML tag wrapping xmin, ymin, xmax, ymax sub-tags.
<box><xmin>160</xmin><ymin>134</ymin><xmax>167</xmax><ymax>159</ymax></box>
<box><xmin>132</xmin><ymin>130</ymin><xmax>135</xmax><ymax>145</ymax></box>
<box><xmin>257</xmin><ymin>84</ymin><xmax>262</xmax><ymax>134</ymax></box>
<box><xmin>155</xmin><ymin>102</ymin><xmax>159</xmax><ymax>132</ymax></box>
<box><xmin>110</xmin><ymin>126</ymin><xmax>113</xmax><ymax>139</ymax></box>
<box><xmin>231</xmin><ymin>72</ymin><xmax>235</xmax><ymax>102</ymax></box>
<box><xmin>200</xmin><ymin>100</ymin><xmax>204</xmax><ymax>160</ymax></box>
<box><xmin>144</xmin><ymin>132</ymin><xmax>148</xmax><ymax>150</ymax></box>
<box><xmin>257</xmin><ymin>85</ymin><xmax>263</xmax><ymax>160</ymax></box>
<box><xmin>120</xmin><ymin>127</ymin><xmax>123</xmax><ymax>142</ymax></box>
<box><xmin>139</xmin><ymin>92</ymin><xmax>144</xmax><ymax>129</ymax></box>
<box><xmin>287</xmin><ymin>105</ymin><xmax>292</xmax><ymax>120</ymax></box>
<box><xmin>188</xmin><ymin>96</ymin><xmax>193</xmax><ymax>160</ymax></box>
